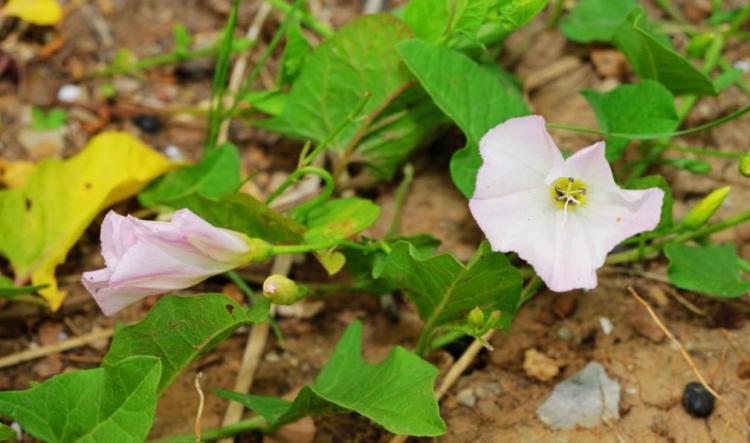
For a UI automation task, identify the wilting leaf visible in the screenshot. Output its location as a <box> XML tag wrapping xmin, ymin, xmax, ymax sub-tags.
<box><xmin>376</xmin><ymin>241</ymin><xmax>522</xmax><ymax>329</ymax></box>
<box><xmin>103</xmin><ymin>294</ymin><xmax>269</xmax><ymax>393</ymax></box>
<box><xmin>215</xmin><ymin>321</ymin><xmax>445</xmax><ymax>436</ymax></box>
<box><xmin>665</xmin><ymin>243</ymin><xmax>750</xmax><ymax>297</ymax></box>
<box><xmin>0</xmin><ymin>132</ymin><xmax>172</xmax><ymax>310</ymax></box>
<box><xmin>2</xmin><ymin>0</ymin><xmax>62</xmax><ymax>26</ymax></box>
<box><xmin>0</xmin><ymin>356</ymin><xmax>162</xmax><ymax>443</ymax></box>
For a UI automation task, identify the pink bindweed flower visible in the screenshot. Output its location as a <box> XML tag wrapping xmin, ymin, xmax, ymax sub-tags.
<box><xmin>82</xmin><ymin>209</ymin><xmax>268</xmax><ymax>315</ymax></box>
<box><xmin>469</xmin><ymin>115</ymin><xmax>664</xmax><ymax>292</ymax></box>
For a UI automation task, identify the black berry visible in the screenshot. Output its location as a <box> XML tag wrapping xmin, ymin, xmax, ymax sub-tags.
<box><xmin>132</xmin><ymin>114</ymin><xmax>161</xmax><ymax>134</ymax></box>
<box><xmin>682</xmin><ymin>382</ymin><xmax>715</xmax><ymax>418</ymax></box>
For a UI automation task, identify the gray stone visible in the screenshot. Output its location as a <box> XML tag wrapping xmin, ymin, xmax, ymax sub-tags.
<box><xmin>536</xmin><ymin>362</ymin><xmax>620</xmax><ymax>430</ymax></box>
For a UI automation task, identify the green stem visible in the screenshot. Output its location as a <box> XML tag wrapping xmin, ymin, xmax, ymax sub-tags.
<box><xmin>546</xmin><ymin>103</ymin><xmax>750</xmax><ymax>140</ymax></box>
<box><xmin>517</xmin><ymin>275</ymin><xmax>544</xmax><ymax>307</ymax></box>
<box><xmin>86</xmin><ymin>38</ymin><xmax>255</xmax><ymax>78</ymax></box>
<box><xmin>224</xmin><ymin>0</ymin><xmax>302</xmax><ymax>120</ymax></box>
<box><xmin>385</xmin><ymin>163</ymin><xmax>415</xmax><ymax>239</ymax></box>
<box><xmin>728</xmin><ymin>1</ymin><xmax>750</xmax><ymax>36</ymax></box>
<box><xmin>654</xmin><ymin>0</ymin><xmax>688</xmax><ymax>24</ymax></box>
<box><xmin>546</xmin><ymin>0</ymin><xmax>565</xmax><ymax>29</ymax></box>
<box><xmin>264</xmin><ymin>0</ymin><xmax>334</xmax><ymax>37</ymax></box>
<box><xmin>302</xmin><ymin>93</ymin><xmax>371</xmax><ymax>166</ymax></box>
<box><xmin>719</xmin><ymin>58</ymin><xmax>750</xmax><ymax>96</ymax></box>
<box><xmin>265</xmin><ymin>166</ymin><xmax>334</xmax><ymax>212</ymax></box>
<box><xmin>151</xmin><ymin>415</ymin><xmax>266</xmax><ymax>443</ymax></box>
<box><xmin>226</xmin><ymin>271</ymin><xmax>284</xmax><ymax>344</ymax></box>
<box><xmin>606</xmin><ymin>209</ymin><xmax>750</xmax><ymax>265</ymax></box>
<box><xmin>666</xmin><ymin>144</ymin><xmax>744</xmax><ymax>159</ymax></box>
<box><xmin>270</xmin><ymin>242</ymin><xmax>336</xmax><ymax>255</ymax></box>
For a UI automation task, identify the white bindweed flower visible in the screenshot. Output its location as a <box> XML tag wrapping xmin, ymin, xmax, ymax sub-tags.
<box><xmin>469</xmin><ymin>115</ymin><xmax>664</xmax><ymax>292</ymax></box>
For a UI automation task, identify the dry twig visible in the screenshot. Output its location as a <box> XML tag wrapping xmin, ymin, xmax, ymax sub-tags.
<box><xmin>0</xmin><ymin>327</ymin><xmax>113</xmax><ymax>369</ymax></box>
<box><xmin>194</xmin><ymin>372</ymin><xmax>205</xmax><ymax>443</ymax></box>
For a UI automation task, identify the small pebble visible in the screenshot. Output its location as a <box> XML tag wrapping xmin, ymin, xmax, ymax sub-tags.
<box><xmin>456</xmin><ymin>388</ymin><xmax>476</xmax><ymax>408</ymax></box>
<box><xmin>557</xmin><ymin>326</ymin><xmax>574</xmax><ymax>341</ymax></box>
<box><xmin>599</xmin><ymin>317</ymin><xmax>614</xmax><ymax>336</ymax></box>
<box><xmin>523</xmin><ymin>349</ymin><xmax>560</xmax><ymax>382</ymax></box>
<box><xmin>164</xmin><ymin>144</ymin><xmax>185</xmax><ymax>161</ymax></box>
<box><xmin>132</xmin><ymin>114</ymin><xmax>162</xmax><ymax>134</ymax></box>
<box><xmin>628</xmin><ymin>310</ymin><xmax>665</xmax><ymax>343</ymax></box>
<box><xmin>682</xmin><ymin>382</ymin><xmax>715</xmax><ymax>418</ymax></box>
<box><xmin>57</xmin><ymin>84</ymin><xmax>83</xmax><ymax>102</ymax></box>
<box><xmin>265</xmin><ymin>351</ymin><xmax>280</xmax><ymax>363</ymax></box>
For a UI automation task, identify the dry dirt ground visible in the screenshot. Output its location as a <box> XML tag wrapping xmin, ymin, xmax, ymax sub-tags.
<box><xmin>2</xmin><ymin>1</ymin><xmax>750</xmax><ymax>442</ymax></box>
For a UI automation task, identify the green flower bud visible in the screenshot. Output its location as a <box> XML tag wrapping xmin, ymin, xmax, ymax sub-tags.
<box><xmin>683</xmin><ymin>186</ymin><xmax>730</xmax><ymax>230</ymax></box>
<box><xmin>467</xmin><ymin>307</ymin><xmax>485</xmax><ymax>329</ymax></box>
<box><xmin>243</xmin><ymin>238</ymin><xmax>274</xmax><ymax>263</ymax></box>
<box><xmin>740</xmin><ymin>154</ymin><xmax>750</xmax><ymax>177</ymax></box>
<box><xmin>263</xmin><ymin>274</ymin><xmax>301</xmax><ymax>305</ymax></box>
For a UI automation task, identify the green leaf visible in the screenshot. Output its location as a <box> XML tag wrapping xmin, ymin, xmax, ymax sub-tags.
<box><xmin>627</xmin><ymin>175</ymin><xmax>673</xmax><ymax>229</ymax></box>
<box><xmin>354</xmin><ymin>87</ymin><xmax>447</xmax><ymax>180</ymax></box>
<box><xmin>0</xmin><ymin>423</ymin><xmax>16</xmax><ymax>441</ymax></box>
<box><xmin>103</xmin><ymin>294</ymin><xmax>269</xmax><ymax>393</ymax></box>
<box><xmin>376</xmin><ymin>241</ymin><xmax>522</xmax><ymax>330</ymax></box>
<box><xmin>138</xmin><ymin>143</ymin><xmax>240</xmax><ymax>208</ymax></box>
<box><xmin>404</xmin><ymin>0</ymin><xmax>490</xmax><ymax>43</ymax></box>
<box><xmin>665</xmin><ymin>243</ymin><xmax>750</xmax><ymax>297</ymax></box>
<box><xmin>172</xmin><ymin>23</ymin><xmax>192</xmax><ymax>53</ymax></box>
<box><xmin>560</xmin><ymin>0</ymin><xmax>636</xmax><ymax>43</ymax></box>
<box><xmin>0</xmin><ymin>356</ymin><xmax>162</xmax><ymax>443</ymax></box>
<box><xmin>492</xmin><ymin>0</ymin><xmax>549</xmax><ymax>32</ymax></box>
<box><xmin>581</xmin><ymin>80</ymin><xmax>679</xmax><ymax>160</ymax></box>
<box><xmin>303</xmin><ymin>198</ymin><xmax>380</xmax><ymax>244</ymax></box>
<box><xmin>30</xmin><ymin>107</ymin><xmax>67</xmax><ymax>131</ymax></box>
<box><xmin>278</xmin><ymin>20</ymin><xmax>310</xmax><ymax>86</ymax></box>
<box><xmin>244</xmin><ymin>89</ymin><xmax>287</xmax><ymax>117</ymax></box>
<box><xmin>397</xmin><ymin>39</ymin><xmax>529</xmax><ymax>197</ymax></box>
<box><xmin>215</xmin><ymin>321</ymin><xmax>445</xmax><ymax>436</ymax></box>
<box><xmin>177</xmin><ymin>192</ymin><xmax>305</xmax><ymax>244</ymax></box>
<box><xmin>257</xmin><ymin>14</ymin><xmax>413</xmax><ymax>153</ymax></box>
<box><xmin>612</xmin><ymin>9</ymin><xmax>715</xmax><ymax>96</ymax></box>
<box><xmin>0</xmin><ymin>275</ymin><xmax>47</xmax><ymax>299</ymax></box>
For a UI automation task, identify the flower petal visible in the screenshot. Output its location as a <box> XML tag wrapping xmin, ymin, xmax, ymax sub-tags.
<box><xmin>100</xmin><ymin>211</ymin><xmax>137</xmax><ymax>268</ymax></box>
<box><xmin>546</xmin><ymin>141</ymin><xmax>616</xmax><ymax>189</ymax></box>
<box><xmin>469</xmin><ymin>187</ymin><xmax>559</xmax><ymax>280</ymax></box>
<box><xmin>544</xmin><ymin>186</ymin><xmax>664</xmax><ymax>291</ymax></box>
<box><xmin>171</xmin><ymin>208</ymin><xmax>250</xmax><ymax>263</ymax></box>
<box><xmin>474</xmin><ymin>115</ymin><xmax>564</xmax><ymax>200</ymax></box>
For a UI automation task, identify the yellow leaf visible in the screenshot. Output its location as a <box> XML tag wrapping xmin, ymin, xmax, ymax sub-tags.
<box><xmin>0</xmin><ymin>159</ymin><xmax>34</xmax><ymax>188</ymax></box>
<box><xmin>0</xmin><ymin>132</ymin><xmax>172</xmax><ymax>310</ymax></box>
<box><xmin>2</xmin><ymin>0</ymin><xmax>63</xmax><ymax>26</ymax></box>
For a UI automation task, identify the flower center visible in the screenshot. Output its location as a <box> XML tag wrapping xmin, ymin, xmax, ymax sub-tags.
<box><xmin>550</xmin><ymin>177</ymin><xmax>588</xmax><ymax>210</ymax></box>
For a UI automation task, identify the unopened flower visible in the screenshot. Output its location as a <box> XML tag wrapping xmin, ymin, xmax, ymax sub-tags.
<box><xmin>82</xmin><ymin>209</ymin><xmax>271</xmax><ymax>315</ymax></box>
<box><xmin>262</xmin><ymin>274</ymin><xmax>302</xmax><ymax>305</ymax></box>
<box><xmin>469</xmin><ymin>116</ymin><xmax>664</xmax><ymax>292</ymax></box>
<box><xmin>682</xmin><ymin>186</ymin><xmax>729</xmax><ymax>230</ymax></box>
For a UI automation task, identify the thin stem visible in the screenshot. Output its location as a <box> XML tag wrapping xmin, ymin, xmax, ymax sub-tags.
<box><xmin>151</xmin><ymin>415</ymin><xmax>266</xmax><ymax>443</ymax></box>
<box><xmin>302</xmin><ymin>93</ymin><xmax>371</xmax><ymax>166</ymax></box>
<box><xmin>547</xmin><ymin>103</ymin><xmax>750</xmax><ymax>140</ymax></box>
<box><xmin>546</xmin><ymin>0</ymin><xmax>565</xmax><ymax>29</ymax></box>
<box><xmin>727</xmin><ymin>1</ymin><xmax>750</xmax><ymax>36</ymax></box>
<box><xmin>270</xmin><ymin>242</ymin><xmax>336</xmax><ymax>255</ymax></box>
<box><xmin>666</xmin><ymin>144</ymin><xmax>744</xmax><ymax>159</ymax></box>
<box><xmin>719</xmin><ymin>58</ymin><xmax>750</xmax><ymax>96</ymax></box>
<box><xmin>224</xmin><ymin>0</ymin><xmax>303</xmax><ymax>120</ymax></box>
<box><xmin>517</xmin><ymin>275</ymin><xmax>544</xmax><ymax>307</ymax></box>
<box><xmin>85</xmin><ymin>39</ymin><xmax>255</xmax><ymax>78</ymax></box>
<box><xmin>264</xmin><ymin>0</ymin><xmax>334</xmax><ymax>38</ymax></box>
<box><xmin>385</xmin><ymin>163</ymin><xmax>415</xmax><ymax>239</ymax></box>
<box><xmin>227</xmin><ymin>270</ymin><xmax>258</xmax><ymax>302</ymax></box>
<box><xmin>654</xmin><ymin>0</ymin><xmax>688</xmax><ymax>24</ymax></box>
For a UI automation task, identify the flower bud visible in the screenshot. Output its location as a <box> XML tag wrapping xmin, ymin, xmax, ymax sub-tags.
<box><xmin>740</xmin><ymin>153</ymin><xmax>750</xmax><ymax>177</ymax></box>
<box><xmin>682</xmin><ymin>186</ymin><xmax>730</xmax><ymax>230</ymax></box>
<box><xmin>467</xmin><ymin>307</ymin><xmax>485</xmax><ymax>329</ymax></box>
<box><xmin>263</xmin><ymin>274</ymin><xmax>301</xmax><ymax>305</ymax></box>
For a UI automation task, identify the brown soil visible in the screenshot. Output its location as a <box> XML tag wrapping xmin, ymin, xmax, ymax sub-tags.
<box><xmin>2</xmin><ymin>1</ymin><xmax>750</xmax><ymax>443</ymax></box>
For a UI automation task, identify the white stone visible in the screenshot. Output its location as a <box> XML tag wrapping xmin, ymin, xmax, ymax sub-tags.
<box><xmin>456</xmin><ymin>388</ymin><xmax>476</xmax><ymax>408</ymax></box>
<box><xmin>537</xmin><ymin>362</ymin><xmax>621</xmax><ymax>430</ymax></box>
<box><xmin>57</xmin><ymin>84</ymin><xmax>83</xmax><ymax>102</ymax></box>
<box><xmin>599</xmin><ymin>317</ymin><xmax>614</xmax><ymax>335</ymax></box>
